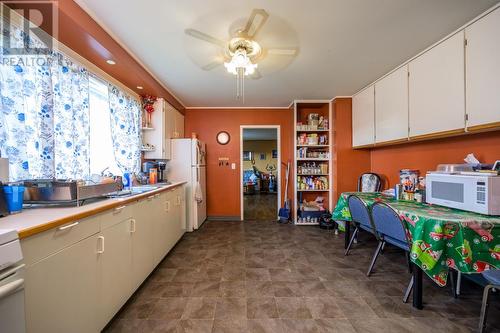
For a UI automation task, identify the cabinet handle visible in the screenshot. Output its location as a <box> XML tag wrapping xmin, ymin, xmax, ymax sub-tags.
<box><xmin>113</xmin><ymin>205</ymin><xmax>126</xmax><ymax>214</ymax></box>
<box><xmin>130</xmin><ymin>219</ymin><xmax>136</xmax><ymax>233</ymax></box>
<box><xmin>97</xmin><ymin>236</ymin><xmax>105</xmax><ymax>254</ymax></box>
<box><xmin>0</xmin><ymin>279</ymin><xmax>24</xmax><ymax>299</ymax></box>
<box><xmin>58</xmin><ymin>221</ymin><xmax>79</xmax><ymax>231</ymax></box>
<box><xmin>154</xmin><ymin>194</ymin><xmax>160</xmax><ymax>199</ymax></box>
<box><xmin>165</xmin><ymin>201</ymin><xmax>170</xmax><ymax>212</ymax></box>
<box><xmin>147</xmin><ymin>195</ymin><xmax>154</xmax><ymax>201</ymax></box>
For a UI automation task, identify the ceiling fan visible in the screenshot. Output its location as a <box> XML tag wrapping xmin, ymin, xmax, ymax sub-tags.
<box><xmin>185</xmin><ymin>9</ymin><xmax>298</xmax><ymax>100</ymax></box>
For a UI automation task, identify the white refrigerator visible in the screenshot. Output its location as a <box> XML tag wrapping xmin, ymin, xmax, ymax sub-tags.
<box><xmin>167</xmin><ymin>139</ymin><xmax>207</xmax><ymax>231</ymax></box>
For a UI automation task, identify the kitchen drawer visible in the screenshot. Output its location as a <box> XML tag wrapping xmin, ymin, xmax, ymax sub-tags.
<box><xmin>100</xmin><ymin>204</ymin><xmax>133</xmax><ymax>230</ymax></box>
<box><xmin>21</xmin><ymin>215</ymin><xmax>101</xmax><ymax>266</ymax></box>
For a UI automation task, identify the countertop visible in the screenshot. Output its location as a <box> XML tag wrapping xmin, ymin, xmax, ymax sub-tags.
<box><xmin>1</xmin><ymin>182</ymin><xmax>186</xmax><ymax>239</ymax></box>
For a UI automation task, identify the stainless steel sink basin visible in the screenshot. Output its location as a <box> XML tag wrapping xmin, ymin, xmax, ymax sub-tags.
<box><xmin>107</xmin><ymin>186</ymin><xmax>158</xmax><ymax>198</ymax></box>
<box><xmin>130</xmin><ymin>185</ymin><xmax>158</xmax><ymax>193</ymax></box>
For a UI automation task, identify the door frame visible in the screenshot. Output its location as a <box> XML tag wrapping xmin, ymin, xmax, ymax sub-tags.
<box><xmin>240</xmin><ymin>125</ymin><xmax>281</xmax><ymax>221</ymax></box>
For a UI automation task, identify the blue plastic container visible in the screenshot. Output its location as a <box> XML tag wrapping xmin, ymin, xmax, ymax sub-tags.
<box><xmin>4</xmin><ymin>185</ymin><xmax>25</xmax><ymax>214</ymax></box>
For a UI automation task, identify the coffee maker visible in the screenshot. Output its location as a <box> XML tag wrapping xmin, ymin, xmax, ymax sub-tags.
<box><xmin>142</xmin><ymin>161</ymin><xmax>167</xmax><ymax>183</ymax></box>
<box><xmin>158</xmin><ymin>162</ymin><xmax>166</xmax><ymax>183</ymax></box>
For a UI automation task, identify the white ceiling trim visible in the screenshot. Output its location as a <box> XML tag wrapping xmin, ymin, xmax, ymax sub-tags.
<box><xmin>352</xmin><ymin>2</ymin><xmax>500</xmax><ymax>97</ymax></box>
<box><xmin>74</xmin><ymin>0</ymin><xmax>187</xmax><ymax>109</ymax></box>
<box><xmin>185</xmin><ymin>106</ymin><xmax>291</xmax><ymax>110</ymax></box>
<box><xmin>184</xmin><ymin>96</ymin><xmax>354</xmax><ymax>109</ymax></box>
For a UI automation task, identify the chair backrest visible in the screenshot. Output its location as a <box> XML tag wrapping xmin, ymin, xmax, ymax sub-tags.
<box><xmin>358</xmin><ymin>173</ymin><xmax>382</xmax><ymax>192</ymax></box>
<box><xmin>348</xmin><ymin>195</ymin><xmax>374</xmax><ymax>231</ymax></box>
<box><xmin>371</xmin><ymin>202</ymin><xmax>409</xmax><ymax>246</ymax></box>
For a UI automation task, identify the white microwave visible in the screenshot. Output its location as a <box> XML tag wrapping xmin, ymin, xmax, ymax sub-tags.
<box><xmin>426</xmin><ymin>173</ymin><xmax>500</xmax><ymax>215</ymax></box>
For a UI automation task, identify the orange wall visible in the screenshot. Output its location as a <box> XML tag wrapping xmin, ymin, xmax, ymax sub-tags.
<box><xmin>184</xmin><ymin>109</ymin><xmax>294</xmax><ymax>218</ymax></box>
<box><xmin>332</xmin><ymin>98</ymin><xmax>371</xmax><ymax>202</ymax></box>
<box><xmin>371</xmin><ymin>131</ymin><xmax>500</xmax><ymax>188</ymax></box>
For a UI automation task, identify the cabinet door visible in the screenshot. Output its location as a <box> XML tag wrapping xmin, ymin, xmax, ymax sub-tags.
<box><xmin>131</xmin><ymin>199</ymin><xmax>155</xmax><ymax>290</ymax></box>
<box><xmin>171</xmin><ymin>188</ymin><xmax>184</xmax><ymax>245</ymax></box>
<box><xmin>174</xmin><ymin>111</ymin><xmax>185</xmax><ymax>138</ymax></box>
<box><xmin>465</xmin><ymin>8</ymin><xmax>500</xmax><ymax>129</ymax></box>
<box><xmin>25</xmin><ymin>234</ymin><xmax>100</xmax><ymax>333</ymax></box>
<box><xmin>177</xmin><ymin>186</ymin><xmax>187</xmax><ymax>235</ymax></box>
<box><xmin>352</xmin><ymin>85</ymin><xmax>375</xmax><ymax>147</ymax></box>
<box><xmin>99</xmin><ymin>218</ymin><xmax>133</xmax><ymax>329</ymax></box>
<box><xmin>375</xmin><ymin>66</ymin><xmax>409</xmax><ymax>143</ymax></box>
<box><xmin>151</xmin><ymin>193</ymin><xmax>169</xmax><ymax>265</ymax></box>
<box><xmin>409</xmin><ymin>32</ymin><xmax>465</xmax><ymax>137</ymax></box>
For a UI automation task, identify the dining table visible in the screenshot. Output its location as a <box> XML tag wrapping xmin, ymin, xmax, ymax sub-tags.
<box><xmin>332</xmin><ymin>192</ymin><xmax>500</xmax><ymax>309</ymax></box>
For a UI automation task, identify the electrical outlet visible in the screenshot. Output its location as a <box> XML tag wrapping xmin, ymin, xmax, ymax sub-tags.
<box><xmin>231</xmin><ymin>163</ymin><xmax>236</xmax><ymax>170</ymax></box>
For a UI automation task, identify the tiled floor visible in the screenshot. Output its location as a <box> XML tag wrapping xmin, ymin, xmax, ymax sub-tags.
<box><xmin>105</xmin><ymin>221</ymin><xmax>500</xmax><ymax>333</ymax></box>
<box><xmin>243</xmin><ymin>193</ymin><xmax>278</xmax><ymax>221</ymax></box>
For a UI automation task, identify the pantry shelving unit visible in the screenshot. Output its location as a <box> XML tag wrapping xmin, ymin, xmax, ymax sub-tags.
<box><xmin>293</xmin><ymin>100</ymin><xmax>333</xmax><ymax>225</ymax></box>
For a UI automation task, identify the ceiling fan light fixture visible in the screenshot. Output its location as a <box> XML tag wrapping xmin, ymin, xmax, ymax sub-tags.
<box><xmin>224</xmin><ymin>48</ymin><xmax>258</xmax><ymax>76</ymax></box>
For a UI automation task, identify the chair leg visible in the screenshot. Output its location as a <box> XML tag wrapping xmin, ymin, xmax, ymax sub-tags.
<box><xmin>344</xmin><ymin>227</ymin><xmax>359</xmax><ymax>256</ymax></box>
<box><xmin>449</xmin><ymin>269</ymin><xmax>457</xmax><ymax>299</ymax></box>
<box><xmin>456</xmin><ymin>271</ymin><xmax>462</xmax><ymax>296</ymax></box>
<box><xmin>479</xmin><ymin>285</ymin><xmax>494</xmax><ymax>333</ymax></box>
<box><xmin>403</xmin><ymin>276</ymin><xmax>414</xmax><ymax>303</ymax></box>
<box><xmin>367</xmin><ymin>240</ymin><xmax>384</xmax><ymax>277</ymax></box>
<box><xmin>405</xmin><ymin>251</ymin><xmax>413</xmax><ymax>274</ymax></box>
<box><xmin>380</xmin><ymin>240</ymin><xmax>386</xmax><ymax>254</ymax></box>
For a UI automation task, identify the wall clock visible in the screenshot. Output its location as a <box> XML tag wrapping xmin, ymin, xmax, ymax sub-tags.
<box><xmin>216</xmin><ymin>131</ymin><xmax>230</xmax><ymax>145</ymax></box>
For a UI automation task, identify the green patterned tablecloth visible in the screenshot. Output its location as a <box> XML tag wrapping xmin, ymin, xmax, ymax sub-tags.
<box><xmin>332</xmin><ymin>192</ymin><xmax>500</xmax><ymax>286</ymax></box>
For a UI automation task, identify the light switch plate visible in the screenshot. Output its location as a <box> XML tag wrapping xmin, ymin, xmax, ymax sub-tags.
<box><xmin>231</xmin><ymin>163</ymin><xmax>236</xmax><ymax>170</ymax></box>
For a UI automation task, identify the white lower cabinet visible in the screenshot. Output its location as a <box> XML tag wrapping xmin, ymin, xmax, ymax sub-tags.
<box><xmin>132</xmin><ymin>198</ymin><xmax>155</xmax><ymax>289</ymax></box>
<box><xmin>98</xmin><ymin>217</ymin><xmax>134</xmax><ymax>330</ymax></box>
<box><xmin>24</xmin><ymin>233</ymin><xmax>100</xmax><ymax>333</ymax></box>
<box><xmin>22</xmin><ymin>185</ymin><xmax>186</xmax><ymax>333</ymax></box>
<box><xmin>152</xmin><ymin>193</ymin><xmax>170</xmax><ymax>265</ymax></box>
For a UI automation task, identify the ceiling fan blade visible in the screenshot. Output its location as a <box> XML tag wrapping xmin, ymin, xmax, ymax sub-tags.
<box><xmin>242</xmin><ymin>9</ymin><xmax>269</xmax><ymax>38</ymax></box>
<box><xmin>250</xmin><ymin>68</ymin><xmax>262</xmax><ymax>80</ymax></box>
<box><xmin>267</xmin><ymin>48</ymin><xmax>298</xmax><ymax>56</ymax></box>
<box><xmin>201</xmin><ymin>60</ymin><xmax>222</xmax><ymax>71</ymax></box>
<box><xmin>185</xmin><ymin>28</ymin><xmax>226</xmax><ymax>47</ymax></box>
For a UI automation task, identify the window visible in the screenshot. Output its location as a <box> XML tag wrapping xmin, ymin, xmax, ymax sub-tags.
<box><xmin>0</xmin><ymin>10</ymin><xmax>142</xmax><ymax>181</ymax></box>
<box><xmin>88</xmin><ymin>76</ymin><xmax>121</xmax><ymax>176</ymax></box>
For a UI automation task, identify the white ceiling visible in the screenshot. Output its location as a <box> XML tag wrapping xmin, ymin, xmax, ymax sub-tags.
<box><xmin>243</xmin><ymin>128</ymin><xmax>278</xmax><ymax>140</ymax></box>
<box><xmin>77</xmin><ymin>0</ymin><xmax>499</xmax><ymax>107</ymax></box>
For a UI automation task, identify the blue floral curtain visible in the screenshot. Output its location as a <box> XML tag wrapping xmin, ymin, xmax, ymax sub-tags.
<box><xmin>108</xmin><ymin>85</ymin><xmax>141</xmax><ymax>174</ymax></box>
<box><xmin>50</xmin><ymin>53</ymin><xmax>90</xmax><ymax>179</ymax></box>
<box><xmin>0</xmin><ymin>20</ymin><xmax>90</xmax><ymax>181</ymax></box>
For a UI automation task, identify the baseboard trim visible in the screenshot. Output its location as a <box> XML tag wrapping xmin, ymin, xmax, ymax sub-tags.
<box><xmin>207</xmin><ymin>216</ymin><xmax>241</xmax><ymax>221</ymax></box>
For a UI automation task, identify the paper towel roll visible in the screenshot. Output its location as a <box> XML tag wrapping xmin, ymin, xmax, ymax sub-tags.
<box><xmin>0</xmin><ymin>158</ymin><xmax>9</xmax><ymax>183</ymax></box>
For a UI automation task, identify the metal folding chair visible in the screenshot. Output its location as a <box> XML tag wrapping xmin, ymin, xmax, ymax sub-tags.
<box><xmin>345</xmin><ymin>195</ymin><xmax>378</xmax><ymax>276</ymax></box>
<box><xmin>479</xmin><ymin>269</ymin><xmax>500</xmax><ymax>333</ymax></box>
<box><xmin>371</xmin><ymin>202</ymin><xmax>414</xmax><ymax>302</ymax></box>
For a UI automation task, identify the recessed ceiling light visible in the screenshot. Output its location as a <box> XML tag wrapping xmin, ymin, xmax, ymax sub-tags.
<box><xmin>137</xmin><ymin>86</ymin><xmax>143</xmax><ymax>90</ymax></box>
<box><xmin>106</xmin><ymin>59</ymin><xmax>116</xmax><ymax>65</ymax></box>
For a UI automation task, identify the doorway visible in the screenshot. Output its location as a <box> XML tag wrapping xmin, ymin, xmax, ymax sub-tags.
<box><xmin>240</xmin><ymin>126</ymin><xmax>280</xmax><ymax>221</ymax></box>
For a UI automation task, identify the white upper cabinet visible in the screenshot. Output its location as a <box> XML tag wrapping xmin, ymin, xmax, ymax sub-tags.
<box><xmin>408</xmin><ymin>31</ymin><xmax>465</xmax><ymax>137</ymax></box>
<box><xmin>375</xmin><ymin>66</ymin><xmax>409</xmax><ymax>143</ymax></box>
<box><xmin>465</xmin><ymin>7</ymin><xmax>500</xmax><ymax>129</ymax></box>
<box><xmin>144</xmin><ymin>98</ymin><xmax>168</xmax><ymax>159</ymax></box>
<box><xmin>352</xmin><ymin>85</ymin><xmax>375</xmax><ymax>147</ymax></box>
<box><xmin>143</xmin><ymin>99</ymin><xmax>183</xmax><ymax>159</ymax></box>
<box><xmin>174</xmin><ymin>110</ymin><xmax>185</xmax><ymax>138</ymax></box>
